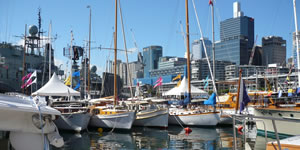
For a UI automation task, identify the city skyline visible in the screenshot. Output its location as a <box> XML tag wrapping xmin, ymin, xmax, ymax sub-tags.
<box><xmin>0</xmin><ymin>0</ymin><xmax>299</xmax><ymax>75</ymax></box>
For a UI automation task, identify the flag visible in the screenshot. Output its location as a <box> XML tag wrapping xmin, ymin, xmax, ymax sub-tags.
<box><xmin>288</xmin><ymin>89</ymin><xmax>293</xmax><ymax>97</ymax></box>
<box><xmin>204</xmin><ymin>76</ymin><xmax>209</xmax><ymax>89</ymax></box>
<box><xmin>22</xmin><ymin>72</ymin><xmax>32</xmax><ymax>81</ymax></box>
<box><xmin>183</xmin><ymin>92</ymin><xmax>191</xmax><ymax>105</ymax></box>
<box><xmin>26</xmin><ymin>78</ymin><xmax>37</xmax><ymax>87</ymax></box>
<box><xmin>176</xmin><ymin>80</ymin><xmax>182</xmax><ymax>87</ymax></box>
<box><xmin>74</xmin><ymin>80</ymin><xmax>80</xmax><ymax>90</ymax></box>
<box><xmin>267</xmin><ymin>91</ymin><xmax>272</xmax><ymax>97</ymax></box>
<box><xmin>72</xmin><ymin>71</ymin><xmax>80</xmax><ymax>77</ymax></box>
<box><xmin>29</xmin><ymin>71</ymin><xmax>37</xmax><ymax>80</ymax></box>
<box><xmin>239</xmin><ymin>79</ymin><xmax>250</xmax><ymax>113</ymax></box>
<box><xmin>154</xmin><ymin>77</ymin><xmax>162</xmax><ymax>84</ymax></box>
<box><xmin>153</xmin><ymin>81</ymin><xmax>162</xmax><ymax>88</ymax></box>
<box><xmin>172</xmin><ymin>74</ymin><xmax>181</xmax><ymax>81</ymax></box>
<box><xmin>278</xmin><ymin>90</ymin><xmax>282</xmax><ymax>98</ymax></box>
<box><xmin>65</xmin><ymin>75</ymin><xmax>71</xmax><ymax>86</ymax></box>
<box><xmin>209</xmin><ymin>0</ymin><xmax>213</xmax><ymax>5</ymax></box>
<box><xmin>204</xmin><ymin>93</ymin><xmax>216</xmax><ymax>106</ymax></box>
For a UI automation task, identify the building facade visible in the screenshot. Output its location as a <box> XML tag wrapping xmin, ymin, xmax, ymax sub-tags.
<box><xmin>191</xmin><ymin>38</ymin><xmax>212</xmax><ymax>60</ymax></box>
<box><xmin>143</xmin><ymin>46</ymin><xmax>162</xmax><ymax>78</ymax></box>
<box><xmin>262</xmin><ymin>36</ymin><xmax>286</xmax><ymax>66</ymax></box>
<box><xmin>191</xmin><ymin>59</ymin><xmax>233</xmax><ymax>81</ymax></box>
<box><xmin>158</xmin><ymin>57</ymin><xmax>186</xmax><ymax>69</ymax></box>
<box><xmin>215</xmin><ymin>2</ymin><xmax>254</xmax><ymax>65</ymax></box>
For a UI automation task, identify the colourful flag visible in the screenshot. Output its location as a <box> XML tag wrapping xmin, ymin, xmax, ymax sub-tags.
<box><xmin>65</xmin><ymin>75</ymin><xmax>71</xmax><ymax>86</ymax></box>
<box><xmin>26</xmin><ymin>78</ymin><xmax>37</xmax><ymax>87</ymax></box>
<box><xmin>176</xmin><ymin>80</ymin><xmax>181</xmax><ymax>87</ymax></box>
<box><xmin>209</xmin><ymin>0</ymin><xmax>213</xmax><ymax>5</ymax></box>
<box><xmin>172</xmin><ymin>74</ymin><xmax>181</xmax><ymax>81</ymax></box>
<box><xmin>278</xmin><ymin>90</ymin><xmax>282</xmax><ymax>98</ymax></box>
<box><xmin>22</xmin><ymin>72</ymin><xmax>32</xmax><ymax>81</ymax></box>
<box><xmin>72</xmin><ymin>71</ymin><xmax>80</xmax><ymax>77</ymax></box>
<box><xmin>154</xmin><ymin>81</ymin><xmax>162</xmax><ymax>88</ymax></box>
<box><xmin>155</xmin><ymin>77</ymin><xmax>162</xmax><ymax>84</ymax></box>
<box><xmin>239</xmin><ymin>79</ymin><xmax>250</xmax><ymax>113</ymax></box>
<box><xmin>204</xmin><ymin>76</ymin><xmax>209</xmax><ymax>89</ymax></box>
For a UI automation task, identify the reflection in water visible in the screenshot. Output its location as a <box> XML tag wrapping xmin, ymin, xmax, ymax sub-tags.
<box><xmin>51</xmin><ymin>131</ymin><xmax>91</xmax><ymax>150</ymax></box>
<box><xmin>52</xmin><ymin>126</ymin><xmax>243</xmax><ymax>150</ymax></box>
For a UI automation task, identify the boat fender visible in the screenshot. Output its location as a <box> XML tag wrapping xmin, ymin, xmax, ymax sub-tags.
<box><xmin>184</xmin><ymin>127</ymin><xmax>192</xmax><ymax>134</ymax></box>
<box><xmin>98</xmin><ymin>128</ymin><xmax>103</xmax><ymax>133</ymax></box>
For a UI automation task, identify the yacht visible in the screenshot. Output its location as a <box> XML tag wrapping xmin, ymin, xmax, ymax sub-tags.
<box><xmin>0</xmin><ymin>93</ymin><xmax>64</xmax><ymax>150</ymax></box>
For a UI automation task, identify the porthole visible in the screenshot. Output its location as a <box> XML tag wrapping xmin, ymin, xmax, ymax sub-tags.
<box><xmin>290</xmin><ymin>114</ymin><xmax>294</xmax><ymax>118</ymax></box>
<box><xmin>278</xmin><ymin>113</ymin><xmax>282</xmax><ymax>117</ymax></box>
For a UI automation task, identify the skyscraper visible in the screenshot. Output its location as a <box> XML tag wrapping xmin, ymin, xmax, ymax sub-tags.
<box><xmin>191</xmin><ymin>38</ymin><xmax>212</xmax><ymax>60</ymax></box>
<box><xmin>215</xmin><ymin>2</ymin><xmax>254</xmax><ymax>65</ymax></box>
<box><xmin>143</xmin><ymin>45</ymin><xmax>162</xmax><ymax>78</ymax></box>
<box><xmin>262</xmin><ymin>36</ymin><xmax>286</xmax><ymax>66</ymax></box>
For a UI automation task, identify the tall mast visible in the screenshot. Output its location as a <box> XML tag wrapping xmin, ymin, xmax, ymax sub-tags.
<box><xmin>210</xmin><ymin>0</ymin><xmax>216</xmax><ymax>84</ymax></box>
<box><xmin>22</xmin><ymin>24</ymin><xmax>27</xmax><ymax>94</ymax></box>
<box><xmin>48</xmin><ymin>21</ymin><xmax>52</xmax><ymax>80</ymax></box>
<box><xmin>293</xmin><ymin>0</ymin><xmax>300</xmax><ymax>87</ymax></box>
<box><xmin>118</xmin><ymin>0</ymin><xmax>133</xmax><ymax>98</ymax></box>
<box><xmin>70</xmin><ymin>31</ymin><xmax>74</xmax><ymax>89</ymax></box>
<box><xmin>185</xmin><ymin>0</ymin><xmax>191</xmax><ymax>101</ymax></box>
<box><xmin>87</xmin><ymin>6</ymin><xmax>92</xmax><ymax>98</ymax></box>
<box><xmin>114</xmin><ymin>0</ymin><xmax>118</xmax><ymax>107</ymax></box>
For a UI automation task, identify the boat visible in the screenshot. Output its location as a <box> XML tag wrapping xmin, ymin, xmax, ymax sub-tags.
<box><xmin>253</xmin><ymin>0</ymin><xmax>300</xmax><ymax>137</ymax></box>
<box><xmin>0</xmin><ymin>93</ymin><xmax>64</xmax><ymax>150</ymax></box>
<box><xmin>32</xmin><ymin>73</ymin><xmax>91</xmax><ymax>132</ymax></box>
<box><xmin>130</xmin><ymin>100</ymin><xmax>169</xmax><ymax>128</ymax></box>
<box><xmin>88</xmin><ymin>0</ymin><xmax>136</xmax><ymax>130</ymax></box>
<box><xmin>254</xmin><ymin>101</ymin><xmax>300</xmax><ymax>137</ymax></box>
<box><xmin>51</xmin><ymin>100</ymin><xmax>91</xmax><ymax>132</ymax></box>
<box><xmin>217</xmin><ymin>91</ymin><xmax>272</xmax><ymax>125</ymax></box>
<box><xmin>162</xmin><ymin>0</ymin><xmax>220</xmax><ymax>126</ymax></box>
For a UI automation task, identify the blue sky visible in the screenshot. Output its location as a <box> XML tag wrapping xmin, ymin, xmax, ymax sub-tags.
<box><xmin>0</xmin><ymin>0</ymin><xmax>299</xmax><ymax>75</ymax></box>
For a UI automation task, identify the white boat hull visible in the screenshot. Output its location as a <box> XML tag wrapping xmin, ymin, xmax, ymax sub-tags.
<box><xmin>89</xmin><ymin>111</ymin><xmax>136</xmax><ymax>130</ymax></box>
<box><xmin>168</xmin><ymin>112</ymin><xmax>220</xmax><ymax>126</ymax></box>
<box><xmin>133</xmin><ymin>108</ymin><xmax>168</xmax><ymax>127</ymax></box>
<box><xmin>54</xmin><ymin>112</ymin><xmax>91</xmax><ymax>132</ymax></box>
<box><xmin>254</xmin><ymin>108</ymin><xmax>300</xmax><ymax>136</ymax></box>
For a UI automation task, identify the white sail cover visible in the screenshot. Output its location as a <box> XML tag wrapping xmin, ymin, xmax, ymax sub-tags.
<box><xmin>163</xmin><ymin>76</ymin><xmax>208</xmax><ymax>97</ymax></box>
<box><xmin>32</xmin><ymin>73</ymin><xmax>80</xmax><ymax>96</ymax></box>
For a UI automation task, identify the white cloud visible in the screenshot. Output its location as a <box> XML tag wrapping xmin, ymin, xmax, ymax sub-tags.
<box><xmin>128</xmin><ymin>47</ymin><xmax>138</xmax><ymax>53</ymax></box>
<box><xmin>54</xmin><ymin>58</ymin><xmax>64</xmax><ymax>69</ymax></box>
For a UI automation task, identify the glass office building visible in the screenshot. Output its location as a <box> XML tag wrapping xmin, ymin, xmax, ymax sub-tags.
<box><xmin>143</xmin><ymin>45</ymin><xmax>162</xmax><ymax>78</ymax></box>
<box><xmin>215</xmin><ymin>2</ymin><xmax>254</xmax><ymax>65</ymax></box>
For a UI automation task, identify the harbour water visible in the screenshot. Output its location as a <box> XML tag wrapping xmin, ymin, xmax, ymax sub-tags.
<box><xmin>50</xmin><ymin>126</ymin><xmax>263</xmax><ymax>150</ymax></box>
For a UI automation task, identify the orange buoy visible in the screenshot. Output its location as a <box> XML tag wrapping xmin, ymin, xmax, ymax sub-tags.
<box><xmin>184</xmin><ymin>127</ymin><xmax>192</xmax><ymax>134</ymax></box>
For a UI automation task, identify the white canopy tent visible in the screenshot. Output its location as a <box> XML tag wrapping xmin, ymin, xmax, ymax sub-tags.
<box><xmin>162</xmin><ymin>76</ymin><xmax>208</xmax><ymax>97</ymax></box>
<box><xmin>32</xmin><ymin>73</ymin><xmax>80</xmax><ymax>97</ymax></box>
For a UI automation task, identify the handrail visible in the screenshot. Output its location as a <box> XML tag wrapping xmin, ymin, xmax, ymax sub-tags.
<box><xmin>231</xmin><ymin>113</ymin><xmax>300</xmax><ymax>150</ymax></box>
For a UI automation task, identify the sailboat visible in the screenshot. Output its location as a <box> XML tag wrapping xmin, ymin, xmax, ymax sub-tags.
<box><xmin>253</xmin><ymin>0</ymin><xmax>300</xmax><ymax>137</ymax></box>
<box><xmin>33</xmin><ymin>73</ymin><xmax>91</xmax><ymax>132</ymax></box>
<box><xmin>167</xmin><ymin>0</ymin><xmax>220</xmax><ymax>126</ymax></box>
<box><xmin>88</xmin><ymin>0</ymin><xmax>135</xmax><ymax>130</ymax></box>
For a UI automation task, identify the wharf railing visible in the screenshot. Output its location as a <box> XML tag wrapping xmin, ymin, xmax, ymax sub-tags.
<box><xmin>231</xmin><ymin>113</ymin><xmax>300</xmax><ymax>150</ymax></box>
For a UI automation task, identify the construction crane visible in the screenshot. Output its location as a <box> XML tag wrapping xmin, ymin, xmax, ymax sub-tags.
<box><xmin>130</xmin><ymin>29</ymin><xmax>145</xmax><ymax>68</ymax></box>
<box><xmin>248</xmin><ymin>35</ymin><xmax>258</xmax><ymax>65</ymax></box>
